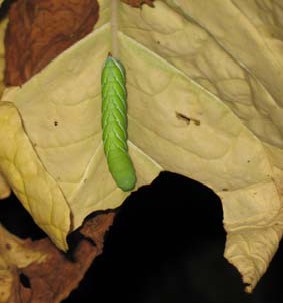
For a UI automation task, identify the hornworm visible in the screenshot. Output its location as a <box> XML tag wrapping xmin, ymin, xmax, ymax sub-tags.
<box><xmin>101</xmin><ymin>55</ymin><xmax>136</xmax><ymax>192</ymax></box>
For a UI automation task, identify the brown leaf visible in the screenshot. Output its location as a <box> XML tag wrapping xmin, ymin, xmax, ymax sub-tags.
<box><xmin>21</xmin><ymin>213</ymin><xmax>115</xmax><ymax>303</ymax></box>
<box><xmin>4</xmin><ymin>0</ymin><xmax>99</xmax><ymax>86</ymax></box>
<box><xmin>1</xmin><ymin>213</ymin><xmax>115</xmax><ymax>303</ymax></box>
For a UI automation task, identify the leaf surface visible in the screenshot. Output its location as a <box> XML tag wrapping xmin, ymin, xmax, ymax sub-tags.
<box><xmin>0</xmin><ymin>0</ymin><xmax>282</xmax><ymax>291</ymax></box>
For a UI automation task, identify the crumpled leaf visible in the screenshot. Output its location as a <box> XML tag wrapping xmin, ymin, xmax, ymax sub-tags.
<box><xmin>0</xmin><ymin>0</ymin><xmax>282</xmax><ymax>292</ymax></box>
<box><xmin>0</xmin><ymin>213</ymin><xmax>115</xmax><ymax>303</ymax></box>
<box><xmin>0</xmin><ymin>224</ymin><xmax>48</xmax><ymax>303</ymax></box>
<box><xmin>159</xmin><ymin>0</ymin><xmax>283</xmax><ymax>291</ymax></box>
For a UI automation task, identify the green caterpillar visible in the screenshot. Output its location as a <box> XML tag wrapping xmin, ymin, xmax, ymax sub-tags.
<box><xmin>101</xmin><ymin>55</ymin><xmax>136</xmax><ymax>192</ymax></box>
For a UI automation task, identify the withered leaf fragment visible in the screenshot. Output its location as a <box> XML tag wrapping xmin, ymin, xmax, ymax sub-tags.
<box><xmin>0</xmin><ymin>214</ymin><xmax>115</xmax><ymax>303</ymax></box>
<box><xmin>5</xmin><ymin>0</ymin><xmax>99</xmax><ymax>86</ymax></box>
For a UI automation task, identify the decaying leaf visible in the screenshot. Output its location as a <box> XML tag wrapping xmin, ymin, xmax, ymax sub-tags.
<box><xmin>0</xmin><ymin>213</ymin><xmax>115</xmax><ymax>303</ymax></box>
<box><xmin>5</xmin><ymin>0</ymin><xmax>99</xmax><ymax>86</ymax></box>
<box><xmin>0</xmin><ymin>0</ymin><xmax>282</xmax><ymax>294</ymax></box>
<box><xmin>0</xmin><ymin>224</ymin><xmax>48</xmax><ymax>303</ymax></box>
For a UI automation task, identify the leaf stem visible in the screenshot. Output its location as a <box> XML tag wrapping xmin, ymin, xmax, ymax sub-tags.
<box><xmin>111</xmin><ymin>0</ymin><xmax>119</xmax><ymax>58</ymax></box>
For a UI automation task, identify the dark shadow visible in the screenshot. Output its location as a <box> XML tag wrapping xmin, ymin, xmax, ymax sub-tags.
<box><xmin>2</xmin><ymin>172</ymin><xmax>280</xmax><ymax>302</ymax></box>
<box><xmin>64</xmin><ymin>171</ymin><xmax>253</xmax><ymax>303</ymax></box>
<box><xmin>252</xmin><ymin>239</ymin><xmax>283</xmax><ymax>303</ymax></box>
<box><xmin>0</xmin><ymin>192</ymin><xmax>46</xmax><ymax>240</ymax></box>
<box><xmin>0</xmin><ymin>0</ymin><xmax>16</xmax><ymax>20</ymax></box>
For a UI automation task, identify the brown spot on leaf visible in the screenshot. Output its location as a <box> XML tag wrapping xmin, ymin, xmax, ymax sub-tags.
<box><xmin>176</xmin><ymin>112</ymin><xmax>201</xmax><ymax>126</ymax></box>
<box><xmin>5</xmin><ymin>243</ymin><xmax>11</xmax><ymax>250</ymax></box>
<box><xmin>122</xmin><ymin>0</ymin><xmax>155</xmax><ymax>8</ymax></box>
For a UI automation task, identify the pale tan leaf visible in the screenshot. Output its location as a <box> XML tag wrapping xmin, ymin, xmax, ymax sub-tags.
<box><xmin>0</xmin><ymin>0</ymin><xmax>282</xmax><ymax>292</ymax></box>
<box><xmin>0</xmin><ymin>102</ymin><xmax>70</xmax><ymax>250</ymax></box>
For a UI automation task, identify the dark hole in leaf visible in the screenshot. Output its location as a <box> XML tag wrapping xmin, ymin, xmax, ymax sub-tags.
<box><xmin>19</xmin><ymin>272</ymin><xmax>31</xmax><ymax>288</ymax></box>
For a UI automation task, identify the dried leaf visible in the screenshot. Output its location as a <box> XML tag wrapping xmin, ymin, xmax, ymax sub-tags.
<box><xmin>0</xmin><ymin>102</ymin><xmax>71</xmax><ymax>249</ymax></box>
<box><xmin>0</xmin><ymin>224</ymin><xmax>48</xmax><ymax>303</ymax></box>
<box><xmin>0</xmin><ymin>0</ymin><xmax>282</xmax><ymax>292</ymax></box>
<box><xmin>5</xmin><ymin>0</ymin><xmax>99</xmax><ymax>86</ymax></box>
<box><xmin>1</xmin><ymin>1</ymin><xmax>116</xmax><ymax>302</ymax></box>
<box><xmin>0</xmin><ymin>213</ymin><xmax>115</xmax><ymax>303</ymax></box>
